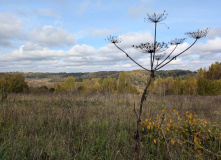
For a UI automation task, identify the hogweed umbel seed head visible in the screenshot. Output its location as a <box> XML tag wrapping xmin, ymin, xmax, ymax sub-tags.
<box><xmin>145</xmin><ymin>10</ymin><xmax>168</xmax><ymax>23</ymax></box>
<box><xmin>185</xmin><ymin>28</ymin><xmax>209</xmax><ymax>39</ymax></box>
<box><xmin>169</xmin><ymin>38</ymin><xmax>186</xmax><ymax>45</ymax></box>
<box><xmin>106</xmin><ymin>35</ymin><xmax>122</xmax><ymax>44</ymax></box>
<box><xmin>133</xmin><ymin>41</ymin><xmax>168</xmax><ymax>53</ymax></box>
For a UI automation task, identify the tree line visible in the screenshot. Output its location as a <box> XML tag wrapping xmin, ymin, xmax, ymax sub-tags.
<box><xmin>1</xmin><ymin>62</ymin><xmax>221</xmax><ymax>99</ymax></box>
<box><xmin>54</xmin><ymin>71</ymin><xmax>137</xmax><ymax>94</ymax></box>
<box><xmin>146</xmin><ymin>61</ymin><xmax>221</xmax><ymax>96</ymax></box>
<box><xmin>53</xmin><ymin>62</ymin><xmax>221</xmax><ymax>96</ymax></box>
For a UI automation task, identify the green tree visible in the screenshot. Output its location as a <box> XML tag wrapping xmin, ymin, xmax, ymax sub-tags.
<box><xmin>77</xmin><ymin>85</ymin><xmax>86</xmax><ymax>94</ymax></box>
<box><xmin>196</xmin><ymin>68</ymin><xmax>206</xmax><ymax>80</ymax></box>
<box><xmin>206</xmin><ymin>62</ymin><xmax>221</xmax><ymax>80</ymax></box>
<box><xmin>213</xmin><ymin>79</ymin><xmax>221</xmax><ymax>95</ymax></box>
<box><xmin>63</xmin><ymin>76</ymin><xmax>75</xmax><ymax>92</ymax></box>
<box><xmin>0</xmin><ymin>79</ymin><xmax>11</xmax><ymax>102</ymax></box>
<box><xmin>10</xmin><ymin>73</ymin><xmax>29</xmax><ymax>93</ymax></box>
<box><xmin>197</xmin><ymin>78</ymin><xmax>213</xmax><ymax>95</ymax></box>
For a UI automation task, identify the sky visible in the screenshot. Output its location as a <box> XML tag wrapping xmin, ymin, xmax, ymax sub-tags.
<box><xmin>0</xmin><ymin>0</ymin><xmax>221</xmax><ymax>73</ymax></box>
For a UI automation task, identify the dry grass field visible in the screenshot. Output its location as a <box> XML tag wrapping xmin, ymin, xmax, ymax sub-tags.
<box><xmin>0</xmin><ymin>93</ymin><xmax>221</xmax><ymax>159</ymax></box>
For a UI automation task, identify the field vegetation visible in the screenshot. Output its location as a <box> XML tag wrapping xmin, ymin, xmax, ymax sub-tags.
<box><xmin>0</xmin><ymin>62</ymin><xmax>221</xmax><ymax>159</ymax></box>
<box><xmin>0</xmin><ymin>93</ymin><xmax>221</xmax><ymax>159</ymax></box>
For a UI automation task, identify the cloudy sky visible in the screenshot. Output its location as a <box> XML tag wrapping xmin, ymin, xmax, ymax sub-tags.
<box><xmin>0</xmin><ymin>0</ymin><xmax>221</xmax><ymax>73</ymax></box>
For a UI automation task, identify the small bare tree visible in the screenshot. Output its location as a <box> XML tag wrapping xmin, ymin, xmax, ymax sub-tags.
<box><xmin>107</xmin><ymin>11</ymin><xmax>208</xmax><ymax>159</ymax></box>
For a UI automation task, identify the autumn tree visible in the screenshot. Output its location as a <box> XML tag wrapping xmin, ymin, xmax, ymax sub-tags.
<box><xmin>91</xmin><ymin>78</ymin><xmax>101</xmax><ymax>93</ymax></box>
<box><xmin>171</xmin><ymin>76</ymin><xmax>183</xmax><ymax>95</ymax></box>
<box><xmin>196</xmin><ymin>68</ymin><xmax>207</xmax><ymax>80</ymax></box>
<box><xmin>83</xmin><ymin>79</ymin><xmax>93</xmax><ymax>93</ymax></box>
<box><xmin>0</xmin><ymin>78</ymin><xmax>11</xmax><ymax>102</ymax></box>
<box><xmin>55</xmin><ymin>83</ymin><xmax>64</xmax><ymax>93</ymax></box>
<box><xmin>107</xmin><ymin>11</ymin><xmax>208</xmax><ymax>159</ymax></box>
<box><xmin>102</xmin><ymin>77</ymin><xmax>116</xmax><ymax>94</ymax></box>
<box><xmin>183</xmin><ymin>76</ymin><xmax>198</xmax><ymax>95</ymax></box>
<box><xmin>0</xmin><ymin>73</ymin><xmax>28</xmax><ymax>101</ymax></box>
<box><xmin>118</xmin><ymin>71</ymin><xmax>131</xmax><ymax>93</ymax></box>
<box><xmin>77</xmin><ymin>85</ymin><xmax>86</xmax><ymax>94</ymax></box>
<box><xmin>1</xmin><ymin>73</ymin><xmax>29</xmax><ymax>93</ymax></box>
<box><xmin>163</xmin><ymin>77</ymin><xmax>174</xmax><ymax>95</ymax></box>
<box><xmin>93</xmin><ymin>81</ymin><xmax>101</xmax><ymax>93</ymax></box>
<box><xmin>63</xmin><ymin>76</ymin><xmax>76</xmax><ymax>92</ymax></box>
<box><xmin>196</xmin><ymin>62</ymin><xmax>221</xmax><ymax>95</ymax></box>
<box><xmin>206</xmin><ymin>61</ymin><xmax>221</xmax><ymax>80</ymax></box>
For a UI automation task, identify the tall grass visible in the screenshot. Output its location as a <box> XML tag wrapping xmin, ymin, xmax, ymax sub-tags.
<box><xmin>0</xmin><ymin>93</ymin><xmax>221</xmax><ymax>159</ymax></box>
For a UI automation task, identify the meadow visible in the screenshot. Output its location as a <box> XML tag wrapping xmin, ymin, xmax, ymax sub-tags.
<box><xmin>0</xmin><ymin>93</ymin><xmax>221</xmax><ymax>159</ymax></box>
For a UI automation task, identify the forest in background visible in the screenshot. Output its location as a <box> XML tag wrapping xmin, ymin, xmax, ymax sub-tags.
<box><xmin>0</xmin><ymin>61</ymin><xmax>221</xmax><ymax>100</ymax></box>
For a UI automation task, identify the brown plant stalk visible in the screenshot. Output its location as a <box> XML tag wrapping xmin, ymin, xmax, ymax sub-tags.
<box><xmin>107</xmin><ymin>11</ymin><xmax>208</xmax><ymax>160</ymax></box>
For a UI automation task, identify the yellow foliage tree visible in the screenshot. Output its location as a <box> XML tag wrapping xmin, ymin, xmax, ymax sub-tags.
<box><xmin>63</xmin><ymin>76</ymin><xmax>76</xmax><ymax>92</ymax></box>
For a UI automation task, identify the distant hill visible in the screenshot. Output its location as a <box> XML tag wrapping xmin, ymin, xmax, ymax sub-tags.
<box><xmin>1</xmin><ymin>70</ymin><xmax>196</xmax><ymax>81</ymax></box>
<box><xmin>22</xmin><ymin>69</ymin><xmax>195</xmax><ymax>82</ymax></box>
<box><xmin>0</xmin><ymin>70</ymin><xmax>196</xmax><ymax>88</ymax></box>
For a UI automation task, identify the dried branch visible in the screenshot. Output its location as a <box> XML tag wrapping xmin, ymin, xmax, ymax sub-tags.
<box><xmin>185</xmin><ymin>140</ymin><xmax>221</xmax><ymax>158</ymax></box>
<box><xmin>114</xmin><ymin>43</ymin><xmax>151</xmax><ymax>71</ymax></box>
<box><xmin>185</xmin><ymin>28</ymin><xmax>209</xmax><ymax>39</ymax></box>
<box><xmin>106</xmin><ymin>35</ymin><xmax>122</xmax><ymax>43</ymax></box>
<box><xmin>155</xmin><ymin>53</ymin><xmax>166</xmax><ymax>61</ymax></box>
<box><xmin>108</xmin><ymin>12</ymin><xmax>208</xmax><ymax>160</ymax></box>
<box><xmin>156</xmin><ymin>39</ymin><xmax>198</xmax><ymax>71</ymax></box>
<box><xmin>135</xmin><ymin>77</ymin><xmax>152</xmax><ymax>160</ymax></box>
<box><xmin>107</xmin><ymin>35</ymin><xmax>151</xmax><ymax>71</ymax></box>
<box><xmin>155</xmin><ymin>29</ymin><xmax>208</xmax><ymax>70</ymax></box>
<box><xmin>133</xmin><ymin>101</ymin><xmax>138</xmax><ymax>119</ymax></box>
<box><xmin>155</xmin><ymin>53</ymin><xmax>166</xmax><ymax>66</ymax></box>
<box><xmin>170</xmin><ymin>38</ymin><xmax>186</xmax><ymax>45</ymax></box>
<box><xmin>145</xmin><ymin>10</ymin><xmax>168</xmax><ymax>23</ymax></box>
<box><xmin>154</xmin><ymin>45</ymin><xmax>178</xmax><ymax>70</ymax></box>
<box><xmin>154</xmin><ymin>37</ymin><xmax>186</xmax><ymax>69</ymax></box>
<box><xmin>161</xmin><ymin>127</ymin><xmax>172</xmax><ymax>159</ymax></box>
<box><xmin>132</xmin><ymin>42</ymin><xmax>168</xmax><ymax>54</ymax></box>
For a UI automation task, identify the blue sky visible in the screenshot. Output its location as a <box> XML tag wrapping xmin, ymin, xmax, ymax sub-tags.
<box><xmin>0</xmin><ymin>0</ymin><xmax>221</xmax><ymax>72</ymax></box>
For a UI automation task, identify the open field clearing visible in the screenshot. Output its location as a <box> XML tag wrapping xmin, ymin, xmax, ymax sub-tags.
<box><xmin>0</xmin><ymin>93</ymin><xmax>221</xmax><ymax>159</ymax></box>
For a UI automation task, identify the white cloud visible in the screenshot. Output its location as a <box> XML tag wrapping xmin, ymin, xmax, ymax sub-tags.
<box><xmin>22</xmin><ymin>42</ymin><xmax>47</xmax><ymax>51</ymax></box>
<box><xmin>76</xmin><ymin>0</ymin><xmax>101</xmax><ymax>14</ymax></box>
<box><xmin>43</xmin><ymin>0</ymin><xmax>70</xmax><ymax>7</ymax></box>
<box><xmin>1</xmin><ymin>31</ymin><xmax>221</xmax><ymax>72</ymax></box>
<box><xmin>207</xmin><ymin>28</ymin><xmax>221</xmax><ymax>39</ymax></box>
<box><xmin>118</xmin><ymin>31</ymin><xmax>153</xmax><ymax>48</ymax></box>
<box><xmin>87</xmin><ymin>28</ymin><xmax>116</xmax><ymax>37</ymax></box>
<box><xmin>141</xmin><ymin>0</ymin><xmax>155</xmax><ymax>4</ymax></box>
<box><xmin>28</xmin><ymin>25</ymin><xmax>76</xmax><ymax>48</ymax></box>
<box><xmin>128</xmin><ymin>6</ymin><xmax>152</xmax><ymax>18</ymax></box>
<box><xmin>78</xmin><ymin>0</ymin><xmax>91</xmax><ymax>14</ymax></box>
<box><xmin>0</xmin><ymin>13</ymin><xmax>23</xmax><ymax>46</ymax></box>
<box><xmin>188</xmin><ymin>37</ymin><xmax>221</xmax><ymax>55</ymax></box>
<box><xmin>37</xmin><ymin>8</ymin><xmax>61</xmax><ymax>18</ymax></box>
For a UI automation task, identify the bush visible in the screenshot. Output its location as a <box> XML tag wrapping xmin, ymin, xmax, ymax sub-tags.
<box><xmin>141</xmin><ymin>110</ymin><xmax>221</xmax><ymax>159</ymax></box>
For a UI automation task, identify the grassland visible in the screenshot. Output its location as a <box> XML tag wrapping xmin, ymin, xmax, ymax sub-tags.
<box><xmin>0</xmin><ymin>93</ymin><xmax>221</xmax><ymax>159</ymax></box>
